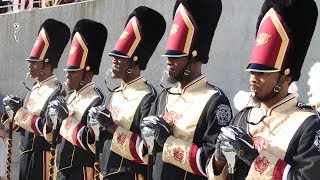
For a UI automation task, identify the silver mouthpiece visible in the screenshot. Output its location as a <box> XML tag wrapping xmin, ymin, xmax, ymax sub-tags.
<box><xmin>22</xmin><ymin>72</ymin><xmax>31</xmax><ymax>91</ymax></box>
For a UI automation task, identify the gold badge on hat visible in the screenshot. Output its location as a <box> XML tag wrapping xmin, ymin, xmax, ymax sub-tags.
<box><xmin>256</xmin><ymin>33</ymin><xmax>272</xmax><ymax>46</ymax></box>
<box><xmin>120</xmin><ymin>31</ymin><xmax>130</xmax><ymax>40</ymax></box>
<box><xmin>70</xmin><ymin>46</ymin><xmax>77</xmax><ymax>55</ymax></box>
<box><xmin>133</xmin><ymin>56</ymin><xmax>138</xmax><ymax>62</ymax></box>
<box><xmin>192</xmin><ymin>50</ymin><xmax>197</xmax><ymax>57</ymax></box>
<box><xmin>86</xmin><ymin>66</ymin><xmax>90</xmax><ymax>71</ymax></box>
<box><xmin>284</xmin><ymin>68</ymin><xmax>290</xmax><ymax>75</ymax></box>
<box><xmin>170</xmin><ymin>24</ymin><xmax>180</xmax><ymax>35</ymax></box>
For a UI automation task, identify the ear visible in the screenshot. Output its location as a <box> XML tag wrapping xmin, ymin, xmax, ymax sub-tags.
<box><xmin>85</xmin><ymin>71</ymin><xmax>94</xmax><ymax>80</ymax></box>
<box><xmin>45</xmin><ymin>63</ymin><xmax>53</xmax><ymax>71</ymax></box>
<box><xmin>284</xmin><ymin>75</ymin><xmax>293</xmax><ymax>85</ymax></box>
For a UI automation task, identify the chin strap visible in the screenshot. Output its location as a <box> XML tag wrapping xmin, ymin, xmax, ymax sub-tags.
<box><xmin>126</xmin><ymin>61</ymin><xmax>135</xmax><ymax>74</ymax></box>
<box><xmin>40</xmin><ymin>59</ymin><xmax>49</xmax><ymax>75</ymax></box>
<box><xmin>265</xmin><ymin>68</ymin><xmax>290</xmax><ymax>100</ymax></box>
<box><xmin>273</xmin><ymin>73</ymin><xmax>286</xmax><ymax>93</ymax></box>
<box><xmin>79</xmin><ymin>70</ymin><xmax>87</xmax><ymax>89</ymax></box>
<box><xmin>183</xmin><ymin>51</ymin><xmax>197</xmax><ymax>76</ymax></box>
<box><xmin>183</xmin><ymin>57</ymin><xmax>194</xmax><ymax>76</ymax></box>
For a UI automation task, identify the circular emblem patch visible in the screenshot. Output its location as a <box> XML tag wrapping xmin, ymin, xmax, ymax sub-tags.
<box><xmin>314</xmin><ymin>130</ymin><xmax>320</xmax><ymax>151</ymax></box>
<box><xmin>216</xmin><ymin>104</ymin><xmax>232</xmax><ymax>125</ymax></box>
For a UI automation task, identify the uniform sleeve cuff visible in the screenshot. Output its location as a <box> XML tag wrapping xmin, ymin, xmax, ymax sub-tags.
<box><xmin>163</xmin><ymin>136</ymin><xmax>207</xmax><ymax>176</ymax></box>
<box><xmin>59</xmin><ymin>116</ymin><xmax>86</xmax><ymax>149</ymax></box>
<box><xmin>110</xmin><ymin>126</ymin><xmax>144</xmax><ymax>164</ymax></box>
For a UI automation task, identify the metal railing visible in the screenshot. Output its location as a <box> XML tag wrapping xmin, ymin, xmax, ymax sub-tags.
<box><xmin>0</xmin><ymin>0</ymin><xmax>85</xmax><ymax>14</ymax></box>
<box><xmin>0</xmin><ymin>0</ymin><xmax>41</xmax><ymax>13</ymax></box>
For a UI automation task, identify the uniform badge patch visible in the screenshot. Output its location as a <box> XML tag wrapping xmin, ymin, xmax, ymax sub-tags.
<box><xmin>216</xmin><ymin>104</ymin><xmax>232</xmax><ymax>125</ymax></box>
<box><xmin>26</xmin><ymin>98</ymin><xmax>36</xmax><ymax>110</ymax></box>
<box><xmin>64</xmin><ymin>121</ymin><xmax>73</xmax><ymax>131</ymax></box>
<box><xmin>173</xmin><ymin>147</ymin><xmax>184</xmax><ymax>162</ymax></box>
<box><xmin>163</xmin><ymin>111</ymin><xmax>183</xmax><ymax>127</ymax></box>
<box><xmin>110</xmin><ymin>106</ymin><xmax>121</xmax><ymax>121</ymax></box>
<box><xmin>21</xmin><ymin>112</ymin><xmax>29</xmax><ymax>122</ymax></box>
<box><xmin>117</xmin><ymin>132</ymin><xmax>126</xmax><ymax>145</ymax></box>
<box><xmin>254</xmin><ymin>156</ymin><xmax>270</xmax><ymax>175</ymax></box>
<box><xmin>314</xmin><ymin>130</ymin><xmax>320</xmax><ymax>151</ymax></box>
<box><xmin>252</xmin><ymin>136</ymin><xmax>270</xmax><ymax>151</ymax></box>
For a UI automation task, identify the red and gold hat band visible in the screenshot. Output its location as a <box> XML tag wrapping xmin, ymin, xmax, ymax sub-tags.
<box><xmin>28</xmin><ymin>28</ymin><xmax>49</xmax><ymax>61</ymax></box>
<box><xmin>163</xmin><ymin>3</ymin><xmax>197</xmax><ymax>57</ymax></box>
<box><xmin>109</xmin><ymin>16</ymin><xmax>142</xmax><ymax>58</ymax></box>
<box><xmin>247</xmin><ymin>8</ymin><xmax>290</xmax><ymax>72</ymax></box>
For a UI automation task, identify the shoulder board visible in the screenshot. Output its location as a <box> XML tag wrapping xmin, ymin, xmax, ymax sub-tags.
<box><xmin>54</xmin><ymin>80</ymin><xmax>63</xmax><ymax>91</ymax></box>
<box><xmin>297</xmin><ymin>101</ymin><xmax>314</xmax><ymax>110</ymax></box>
<box><xmin>297</xmin><ymin>101</ymin><xmax>320</xmax><ymax>118</ymax></box>
<box><xmin>206</xmin><ymin>82</ymin><xmax>224</xmax><ymax>95</ymax></box>
<box><xmin>145</xmin><ymin>81</ymin><xmax>157</xmax><ymax>96</ymax></box>
<box><xmin>108</xmin><ymin>86</ymin><xmax>120</xmax><ymax>93</ymax></box>
<box><xmin>94</xmin><ymin>86</ymin><xmax>105</xmax><ymax>100</ymax></box>
<box><xmin>241</xmin><ymin>106</ymin><xmax>255</xmax><ymax>112</ymax></box>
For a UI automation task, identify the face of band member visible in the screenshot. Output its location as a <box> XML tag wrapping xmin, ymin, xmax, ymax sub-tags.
<box><xmin>65</xmin><ymin>70</ymin><xmax>84</xmax><ymax>91</ymax></box>
<box><xmin>28</xmin><ymin>61</ymin><xmax>43</xmax><ymax>80</ymax></box>
<box><xmin>166</xmin><ymin>56</ymin><xmax>189</xmax><ymax>83</ymax></box>
<box><xmin>111</xmin><ymin>57</ymin><xmax>131</xmax><ymax>79</ymax></box>
<box><xmin>249</xmin><ymin>71</ymin><xmax>280</xmax><ymax>102</ymax></box>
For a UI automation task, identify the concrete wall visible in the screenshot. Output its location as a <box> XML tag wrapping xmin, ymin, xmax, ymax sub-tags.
<box><xmin>1</xmin><ymin>0</ymin><xmax>320</xmax><ymax>110</ymax></box>
<box><xmin>0</xmin><ymin>0</ymin><xmax>319</xmax><ymax>178</ymax></box>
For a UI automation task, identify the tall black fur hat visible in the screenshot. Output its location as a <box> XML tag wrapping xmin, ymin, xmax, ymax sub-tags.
<box><xmin>163</xmin><ymin>0</ymin><xmax>222</xmax><ymax>63</ymax></box>
<box><xmin>27</xmin><ymin>19</ymin><xmax>70</xmax><ymax>69</ymax></box>
<box><xmin>64</xmin><ymin>19</ymin><xmax>108</xmax><ymax>75</ymax></box>
<box><xmin>109</xmin><ymin>6</ymin><xmax>166</xmax><ymax>70</ymax></box>
<box><xmin>252</xmin><ymin>0</ymin><xmax>318</xmax><ymax>81</ymax></box>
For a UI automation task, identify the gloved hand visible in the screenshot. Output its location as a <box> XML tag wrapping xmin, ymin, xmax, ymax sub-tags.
<box><xmin>45</xmin><ymin>97</ymin><xmax>68</xmax><ymax>128</ymax></box>
<box><xmin>218</xmin><ymin>126</ymin><xmax>258</xmax><ymax>165</ymax></box>
<box><xmin>140</xmin><ymin>116</ymin><xmax>171</xmax><ymax>147</ymax></box>
<box><xmin>3</xmin><ymin>95</ymin><xmax>22</xmax><ymax>116</ymax></box>
<box><xmin>87</xmin><ymin>105</ymin><xmax>113</xmax><ymax>140</ymax></box>
<box><xmin>87</xmin><ymin>105</ymin><xmax>113</xmax><ymax>128</ymax></box>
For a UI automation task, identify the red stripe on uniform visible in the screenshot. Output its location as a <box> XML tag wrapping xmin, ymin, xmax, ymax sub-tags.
<box><xmin>273</xmin><ymin>159</ymin><xmax>287</xmax><ymax>180</ymax></box>
<box><xmin>71</xmin><ymin>124</ymin><xmax>84</xmax><ymax>148</ymax></box>
<box><xmin>129</xmin><ymin>133</ymin><xmax>144</xmax><ymax>164</ymax></box>
<box><xmin>30</xmin><ymin>115</ymin><xmax>41</xmax><ymax>135</ymax></box>
<box><xmin>12</xmin><ymin>124</ymin><xmax>20</xmax><ymax>132</ymax></box>
<box><xmin>188</xmin><ymin>144</ymin><xmax>203</xmax><ymax>176</ymax></box>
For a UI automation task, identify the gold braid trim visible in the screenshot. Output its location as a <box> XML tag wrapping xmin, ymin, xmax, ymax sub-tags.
<box><xmin>94</xmin><ymin>161</ymin><xmax>100</xmax><ymax>180</ymax></box>
<box><xmin>5</xmin><ymin>138</ymin><xmax>12</xmax><ymax>180</ymax></box>
<box><xmin>49</xmin><ymin>147</ymin><xmax>56</xmax><ymax>180</ymax></box>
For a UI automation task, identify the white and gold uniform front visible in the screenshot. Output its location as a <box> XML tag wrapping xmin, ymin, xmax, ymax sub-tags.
<box><xmin>231</xmin><ymin>94</ymin><xmax>320</xmax><ymax>179</ymax></box>
<box><xmin>1</xmin><ymin>75</ymin><xmax>63</xmax><ymax>180</ymax></box>
<box><xmin>87</xmin><ymin>76</ymin><xmax>156</xmax><ymax>179</ymax></box>
<box><xmin>149</xmin><ymin>75</ymin><xmax>232</xmax><ymax>180</ymax></box>
<box><xmin>43</xmin><ymin>82</ymin><xmax>104</xmax><ymax>180</ymax></box>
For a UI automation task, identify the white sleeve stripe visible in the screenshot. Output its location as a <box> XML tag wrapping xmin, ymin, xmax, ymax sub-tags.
<box><xmin>77</xmin><ymin>126</ymin><xmax>87</xmax><ymax>150</ymax></box>
<box><xmin>136</xmin><ymin>136</ymin><xmax>141</xmax><ymax>152</ymax></box>
<box><xmin>135</xmin><ymin>135</ymin><xmax>142</xmax><ymax>159</ymax></box>
<box><xmin>196</xmin><ymin>147</ymin><xmax>207</xmax><ymax>177</ymax></box>
<box><xmin>35</xmin><ymin>117</ymin><xmax>43</xmax><ymax>136</ymax></box>
<box><xmin>282</xmin><ymin>164</ymin><xmax>291</xmax><ymax>180</ymax></box>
